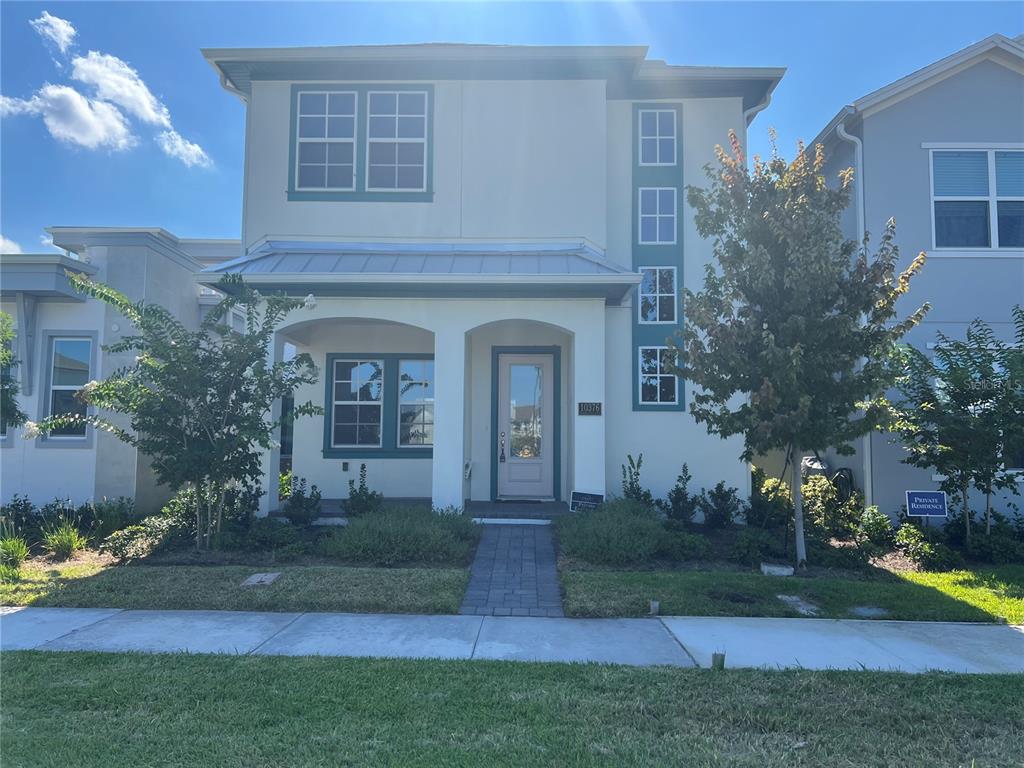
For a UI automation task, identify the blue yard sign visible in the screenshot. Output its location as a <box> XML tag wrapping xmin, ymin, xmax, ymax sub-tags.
<box><xmin>905</xmin><ymin>490</ymin><xmax>948</xmax><ymax>518</ymax></box>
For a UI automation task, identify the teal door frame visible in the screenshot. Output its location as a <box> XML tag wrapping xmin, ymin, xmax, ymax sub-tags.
<box><xmin>489</xmin><ymin>346</ymin><xmax>562</xmax><ymax>502</ymax></box>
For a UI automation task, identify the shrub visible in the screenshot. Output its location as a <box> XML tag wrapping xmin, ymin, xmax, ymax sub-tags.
<box><xmin>245</xmin><ymin>518</ymin><xmax>302</xmax><ymax>552</ymax></box>
<box><xmin>0</xmin><ymin>564</ymin><xmax>20</xmax><ymax>582</ymax></box>
<box><xmin>965</xmin><ymin>534</ymin><xmax>1024</xmax><ymax>565</ymax></box>
<box><xmin>102</xmin><ymin>515</ymin><xmax>179</xmax><ymax>561</ymax></box>
<box><xmin>557</xmin><ymin>499</ymin><xmax>663</xmax><ymax>566</ymax></box>
<box><xmin>41</xmin><ymin>518</ymin><xmax>88</xmax><ymax>560</ymax></box>
<box><xmin>807</xmin><ymin>539</ymin><xmax>872</xmax><ymax>570</ymax></box>
<box><xmin>279</xmin><ymin>470</ymin><xmax>293</xmax><ymax>500</ymax></box>
<box><xmin>79</xmin><ymin>497</ymin><xmax>138</xmax><ymax>540</ymax></box>
<box><xmin>802</xmin><ymin>475</ymin><xmax>862</xmax><ymax>541</ymax></box>
<box><xmin>346</xmin><ymin>464</ymin><xmax>383</xmax><ymax>516</ymax></box>
<box><xmin>858</xmin><ymin>506</ymin><xmax>894</xmax><ymax>547</ymax></box>
<box><xmin>699</xmin><ymin>482</ymin><xmax>743</xmax><ymax>529</ymax></box>
<box><xmin>730</xmin><ymin>528</ymin><xmax>784</xmax><ymax>566</ymax></box>
<box><xmin>0</xmin><ymin>495</ymin><xmax>38</xmax><ymax>542</ymax></box>
<box><xmin>621</xmin><ymin>454</ymin><xmax>655</xmax><ymax>508</ymax></box>
<box><xmin>0</xmin><ymin>536</ymin><xmax>30</xmax><ymax>568</ymax></box>
<box><xmin>655</xmin><ymin>529</ymin><xmax>710</xmax><ymax>561</ymax></box>
<box><xmin>657</xmin><ymin>464</ymin><xmax>700</xmax><ymax>524</ymax></box>
<box><xmin>282</xmin><ymin>477</ymin><xmax>321</xmax><ymax>527</ymax></box>
<box><xmin>318</xmin><ymin>507</ymin><xmax>480</xmax><ymax>566</ymax></box>
<box><xmin>895</xmin><ymin>523</ymin><xmax>960</xmax><ymax>571</ymax></box>
<box><xmin>747</xmin><ymin>467</ymin><xmax>792</xmax><ymax>528</ymax></box>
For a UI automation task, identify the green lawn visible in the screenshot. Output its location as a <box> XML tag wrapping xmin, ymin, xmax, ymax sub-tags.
<box><xmin>562</xmin><ymin>566</ymin><xmax>1024</xmax><ymax>623</ymax></box>
<box><xmin>0</xmin><ymin>560</ymin><xmax>468</xmax><ymax>614</ymax></box>
<box><xmin>3</xmin><ymin>652</ymin><xmax>1021</xmax><ymax>767</ymax></box>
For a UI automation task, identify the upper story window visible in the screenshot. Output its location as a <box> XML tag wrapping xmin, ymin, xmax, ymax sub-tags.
<box><xmin>639</xmin><ymin>109</ymin><xmax>676</xmax><ymax>166</ymax></box>
<box><xmin>638</xmin><ymin>346</ymin><xmax>678</xmax><ymax>405</ymax></box>
<box><xmin>48</xmin><ymin>337</ymin><xmax>91</xmax><ymax>438</ymax></box>
<box><xmin>639</xmin><ymin>187</ymin><xmax>676</xmax><ymax>245</ymax></box>
<box><xmin>367</xmin><ymin>91</ymin><xmax>428</xmax><ymax>191</ymax></box>
<box><xmin>296</xmin><ymin>91</ymin><xmax>356</xmax><ymax>191</ymax></box>
<box><xmin>932</xmin><ymin>149</ymin><xmax>1024</xmax><ymax>249</ymax></box>
<box><xmin>638</xmin><ymin>267</ymin><xmax>677</xmax><ymax>324</ymax></box>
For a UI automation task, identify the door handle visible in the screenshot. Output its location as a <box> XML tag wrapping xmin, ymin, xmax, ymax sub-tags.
<box><xmin>499</xmin><ymin>431</ymin><xmax>506</xmax><ymax>463</ymax></box>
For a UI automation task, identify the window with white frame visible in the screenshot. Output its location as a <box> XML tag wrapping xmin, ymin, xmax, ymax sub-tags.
<box><xmin>638</xmin><ymin>267</ymin><xmax>677</xmax><ymax>324</ymax></box>
<box><xmin>638</xmin><ymin>346</ymin><xmax>677</xmax><ymax>405</ymax></box>
<box><xmin>639</xmin><ymin>187</ymin><xmax>676</xmax><ymax>244</ymax></box>
<box><xmin>295</xmin><ymin>91</ymin><xmax>357</xmax><ymax>190</ymax></box>
<box><xmin>367</xmin><ymin>91</ymin><xmax>428</xmax><ymax>191</ymax></box>
<box><xmin>48</xmin><ymin>338</ymin><xmax>90</xmax><ymax>437</ymax></box>
<box><xmin>331</xmin><ymin>359</ymin><xmax>383</xmax><ymax>447</ymax></box>
<box><xmin>932</xmin><ymin>149</ymin><xmax>1024</xmax><ymax>249</ymax></box>
<box><xmin>639</xmin><ymin>109</ymin><xmax>676</xmax><ymax>165</ymax></box>
<box><xmin>398</xmin><ymin>359</ymin><xmax>434</xmax><ymax>446</ymax></box>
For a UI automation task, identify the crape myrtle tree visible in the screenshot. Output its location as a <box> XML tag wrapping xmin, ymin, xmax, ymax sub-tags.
<box><xmin>1</xmin><ymin>311</ymin><xmax>28</xmax><ymax>432</ymax></box>
<box><xmin>878</xmin><ymin>307</ymin><xmax>1024</xmax><ymax>541</ymax></box>
<box><xmin>34</xmin><ymin>273</ymin><xmax>320</xmax><ymax>549</ymax></box>
<box><xmin>669</xmin><ymin>131</ymin><xmax>929</xmax><ymax>565</ymax></box>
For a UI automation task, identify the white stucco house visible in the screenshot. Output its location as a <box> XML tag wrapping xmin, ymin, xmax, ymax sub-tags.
<box><xmin>1</xmin><ymin>43</ymin><xmax>785</xmax><ymax>513</ymax></box>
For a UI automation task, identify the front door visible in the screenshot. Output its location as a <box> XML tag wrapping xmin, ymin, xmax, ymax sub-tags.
<box><xmin>496</xmin><ymin>353</ymin><xmax>554</xmax><ymax>500</ymax></box>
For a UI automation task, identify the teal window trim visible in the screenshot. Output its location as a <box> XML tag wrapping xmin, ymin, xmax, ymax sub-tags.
<box><xmin>322</xmin><ymin>352</ymin><xmax>433</xmax><ymax>459</ymax></box>
<box><xmin>489</xmin><ymin>346</ymin><xmax>561</xmax><ymax>502</ymax></box>
<box><xmin>288</xmin><ymin>84</ymin><xmax>435</xmax><ymax>202</ymax></box>
<box><xmin>631</xmin><ymin>102</ymin><xmax>686</xmax><ymax>412</ymax></box>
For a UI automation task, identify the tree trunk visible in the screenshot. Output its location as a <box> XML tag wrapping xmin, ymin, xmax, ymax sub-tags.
<box><xmin>961</xmin><ymin>481</ymin><xmax>971</xmax><ymax>545</ymax></box>
<box><xmin>791</xmin><ymin>445</ymin><xmax>808</xmax><ymax>567</ymax></box>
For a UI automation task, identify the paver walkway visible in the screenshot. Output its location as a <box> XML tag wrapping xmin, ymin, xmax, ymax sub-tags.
<box><xmin>3</xmin><ymin>607</ymin><xmax>1023</xmax><ymax>673</ymax></box>
<box><xmin>459</xmin><ymin>524</ymin><xmax>563</xmax><ymax>617</ymax></box>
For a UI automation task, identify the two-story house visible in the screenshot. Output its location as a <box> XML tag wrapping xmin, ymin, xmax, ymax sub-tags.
<box><xmin>810</xmin><ymin>33</ymin><xmax>1024</xmax><ymax>515</ymax></box>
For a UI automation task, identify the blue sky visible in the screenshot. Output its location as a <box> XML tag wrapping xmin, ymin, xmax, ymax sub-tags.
<box><xmin>1</xmin><ymin>1</ymin><xmax>1021</xmax><ymax>252</ymax></box>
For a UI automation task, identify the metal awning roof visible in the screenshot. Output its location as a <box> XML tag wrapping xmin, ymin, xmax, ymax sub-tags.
<box><xmin>199</xmin><ymin>240</ymin><xmax>640</xmax><ymax>303</ymax></box>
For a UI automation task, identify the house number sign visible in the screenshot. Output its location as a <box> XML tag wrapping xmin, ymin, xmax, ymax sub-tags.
<box><xmin>577</xmin><ymin>402</ymin><xmax>602</xmax><ymax>416</ymax></box>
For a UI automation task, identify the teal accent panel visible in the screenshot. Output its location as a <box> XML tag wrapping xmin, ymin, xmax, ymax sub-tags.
<box><xmin>322</xmin><ymin>352</ymin><xmax>433</xmax><ymax>459</ymax></box>
<box><xmin>288</xmin><ymin>84</ymin><xmax>435</xmax><ymax>203</ymax></box>
<box><xmin>631</xmin><ymin>103</ymin><xmax>686</xmax><ymax>412</ymax></box>
<box><xmin>489</xmin><ymin>346</ymin><xmax>562</xmax><ymax>502</ymax></box>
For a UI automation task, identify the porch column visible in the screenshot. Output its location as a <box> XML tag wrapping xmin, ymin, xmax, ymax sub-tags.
<box><xmin>431</xmin><ymin>325</ymin><xmax>467</xmax><ymax>510</ymax></box>
<box><xmin>572</xmin><ymin>304</ymin><xmax>606</xmax><ymax>497</ymax></box>
<box><xmin>258</xmin><ymin>331</ymin><xmax>284</xmax><ymax>517</ymax></box>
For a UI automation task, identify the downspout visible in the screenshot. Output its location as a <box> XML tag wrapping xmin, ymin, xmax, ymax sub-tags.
<box><xmin>740</xmin><ymin>88</ymin><xmax>775</xmax><ymax>157</ymax></box>
<box><xmin>835</xmin><ymin>115</ymin><xmax>874</xmax><ymax>508</ymax></box>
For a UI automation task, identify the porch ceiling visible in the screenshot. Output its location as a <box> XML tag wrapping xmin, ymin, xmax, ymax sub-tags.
<box><xmin>199</xmin><ymin>240</ymin><xmax>641</xmax><ymax>304</ymax></box>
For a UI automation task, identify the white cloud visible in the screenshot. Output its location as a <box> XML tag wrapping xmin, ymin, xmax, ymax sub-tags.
<box><xmin>30</xmin><ymin>11</ymin><xmax>76</xmax><ymax>56</ymax></box>
<box><xmin>71</xmin><ymin>51</ymin><xmax>170</xmax><ymax>127</ymax></box>
<box><xmin>0</xmin><ymin>85</ymin><xmax>135</xmax><ymax>151</ymax></box>
<box><xmin>1</xmin><ymin>235</ymin><xmax>24</xmax><ymax>254</ymax></box>
<box><xmin>40</xmin><ymin>234</ymin><xmax>58</xmax><ymax>250</ymax></box>
<box><xmin>156</xmin><ymin>130</ymin><xmax>211</xmax><ymax>168</ymax></box>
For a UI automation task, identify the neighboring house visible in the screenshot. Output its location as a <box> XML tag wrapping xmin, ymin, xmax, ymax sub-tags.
<box><xmin>0</xmin><ymin>231</ymin><xmax>240</xmax><ymax>512</ymax></box>
<box><xmin>810</xmin><ymin>33</ymin><xmax>1024</xmax><ymax>515</ymax></box>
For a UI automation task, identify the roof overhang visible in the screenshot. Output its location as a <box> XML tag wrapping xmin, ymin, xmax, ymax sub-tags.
<box><xmin>198</xmin><ymin>239</ymin><xmax>641</xmax><ymax>304</ymax></box>
<box><xmin>0</xmin><ymin>254</ymin><xmax>98</xmax><ymax>300</ymax></box>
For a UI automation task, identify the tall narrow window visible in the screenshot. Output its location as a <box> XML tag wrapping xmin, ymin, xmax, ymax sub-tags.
<box><xmin>331</xmin><ymin>359</ymin><xmax>383</xmax><ymax>447</ymax></box>
<box><xmin>932</xmin><ymin>149</ymin><xmax>1024</xmax><ymax>249</ymax></box>
<box><xmin>367</xmin><ymin>91</ymin><xmax>428</xmax><ymax>191</ymax></box>
<box><xmin>638</xmin><ymin>267</ymin><xmax>677</xmax><ymax>324</ymax></box>
<box><xmin>48</xmin><ymin>338</ymin><xmax>90</xmax><ymax>437</ymax></box>
<box><xmin>639</xmin><ymin>346</ymin><xmax>677</xmax><ymax>405</ymax></box>
<box><xmin>398</xmin><ymin>359</ymin><xmax>434</xmax><ymax>446</ymax></box>
<box><xmin>295</xmin><ymin>91</ymin><xmax>356</xmax><ymax>190</ymax></box>
<box><xmin>638</xmin><ymin>187</ymin><xmax>676</xmax><ymax>244</ymax></box>
<box><xmin>639</xmin><ymin>109</ymin><xmax>676</xmax><ymax>165</ymax></box>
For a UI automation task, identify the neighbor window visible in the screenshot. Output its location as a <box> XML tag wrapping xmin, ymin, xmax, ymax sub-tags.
<box><xmin>639</xmin><ymin>109</ymin><xmax>676</xmax><ymax>165</ymax></box>
<box><xmin>47</xmin><ymin>338</ymin><xmax>91</xmax><ymax>438</ymax></box>
<box><xmin>639</xmin><ymin>187</ymin><xmax>676</xmax><ymax>244</ymax></box>
<box><xmin>398</xmin><ymin>359</ymin><xmax>434</xmax><ymax>446</ymax></box>
<box><xmin>367</xmin><ymin>91</ymin><xmax>428</xmax><ymax>191</ymax></box>
<box><xmin>331</xmin><ymin>359</ymin><xmax>383</xmax><ymax>447</ymax></box>
<box><xmin>638</xmin><ymin>267</ymin><xmax>677</xmax><ymax>324</ymax></box>
<box><xmin>295</xmin><ymin>91</ymin><xmax>357</xmax><ymax>190</ymax></box>
<box><xmin>932</xmin><ymin>149</ymin><xmax>1024</xmax><ymax>248</ymax></box>
<box><xmin>639</xmin><ymin>346</ymin><xmax>677</xmax><ymax>405</ymax></box>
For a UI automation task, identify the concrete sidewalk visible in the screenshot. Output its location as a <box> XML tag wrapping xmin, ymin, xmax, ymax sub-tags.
<box><xmin>2</xmin><ymin>606</ymin><xmax>1022</xmax><ymax>673</ymax></box>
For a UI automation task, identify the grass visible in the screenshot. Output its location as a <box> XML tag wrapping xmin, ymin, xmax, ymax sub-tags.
<box><xmin>0</xmin><ymin>558</ymin><xmax>468</xmax><ymax>614</ymax></box>
<box><xmin>561</xmin><ymin>565</ymin><xmax>1024</xmax><ymax>623</ymax></box>
<box><xmin>3</xmin><ymin>652</ymin><xmax>1022</xmax><ymax>767</ymax></box>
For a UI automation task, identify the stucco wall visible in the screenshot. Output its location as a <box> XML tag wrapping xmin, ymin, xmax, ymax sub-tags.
<box><xmin>243</xmin><ymin>79</ymin><xmax>609</xmax><ymax>250</ymax></box>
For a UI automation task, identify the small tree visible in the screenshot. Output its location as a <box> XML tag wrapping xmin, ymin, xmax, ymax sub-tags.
<box><xmin>670</xmin><ymin>132</ymin><xmax>929</xmax><ymax>565</ymax></box>
<box><xmin>0</xmin><ymin>311</ymin><xmax>28</xmax><ymax>432</ymax></box>
<box><xmin>880</xmin><ymin>307</ymin><xmax>1023</xmax><ymax>541</ymax></box>
<box><xmin>35</xmin><ymin>273</ymin><xmax>320</xmax><ymax>549</ymax></box>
